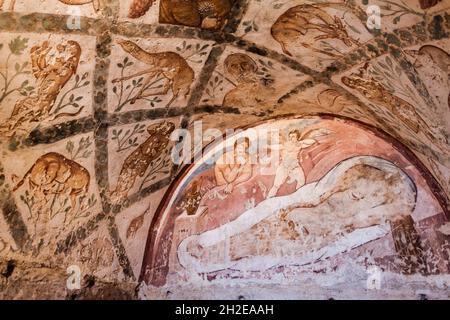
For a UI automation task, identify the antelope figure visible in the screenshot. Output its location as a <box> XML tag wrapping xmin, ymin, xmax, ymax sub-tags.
<box><xmin>271</xmin><ymin>4</ymin><xmax>360</xmax><ymax>57</ymax></box>
<box><xmin>112</xmin><ymin>39</ymin><xmax>195</xmax><ymax>108</ymax></box>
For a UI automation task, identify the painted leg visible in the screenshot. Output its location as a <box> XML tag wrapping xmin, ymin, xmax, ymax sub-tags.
<box><xmin>290</xmin><ymin>166</ymin><xmax>305</xmax><ymax>190</ymax></box>
<box><xmin>267</xmin><ymin>165</ymin><xmax>288</xmax><ymax>198</ymax></box>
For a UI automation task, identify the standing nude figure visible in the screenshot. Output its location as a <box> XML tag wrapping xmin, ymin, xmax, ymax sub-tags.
<box><xmin>267</xmin><ymin>128</ymin><xmax>331</xmax><ymax>198</ymax></box>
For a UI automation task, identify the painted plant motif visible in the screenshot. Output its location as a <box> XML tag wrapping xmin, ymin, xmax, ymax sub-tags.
<box><xmin>341</xmin><ymin>62</ymin><xmax>449</xmax><ymax>153</ymax></box>
<box><xmin>271</xmin><ymin>3</ymin><xmax>360</xmax><ymax>57</ymax></box>
<box><xmin>0</xmin><ymin>40</ymin><xmax>84</xmax><ymax>137</ymax></box>
<box><xmin>110</xmin><ymin>121</ymin><xmax>175</xmax><ymax>203</ymax></box>
<box><xmin>128</xmin><ymin>0</ymin><xmax>155</xmax><ymax>18</ymax></box>
<box><xmin>112</xmin><ymin>40</ymin><xmax>195</xmax><ymax>111</ymax></box>
<box><xmin>419</xmin><ymin>0</ymin><xmax>442</xmax><ymax>9</ymax></box>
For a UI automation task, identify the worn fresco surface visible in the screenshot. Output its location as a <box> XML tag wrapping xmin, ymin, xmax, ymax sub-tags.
<box><xmin>0</xmin><ymin>0</ymin><xmax>449</xmax><ymax>299</ymax></box>
<box><xmin>140</xmin><ymin>117</ymin><xmax>450</xmax><ymax>299</ymax></box>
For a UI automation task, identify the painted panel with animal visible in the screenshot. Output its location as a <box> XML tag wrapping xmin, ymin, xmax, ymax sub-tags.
<box><xmin>0</xmin><ymin>33</ymin><xmax>95</xmax><ymax>139</ymax></box>
<box><xmin>108</xmin><ymin>37</ymin><xmax>213</xmax><ymax>113</ymax></box>
<box><xmin>236</xmin><ymin>1</ymin><xmax>372</xmax><ymax>71</ymax></box>
<box><xmin>3</xmin><ymin>133</ymin><xmax>102</xmax><ymax>254</ymax></box>
<box><xmin>336</xmin><ymin>56</ymin><xmax>450</xmax><ymax>168</ymax></box>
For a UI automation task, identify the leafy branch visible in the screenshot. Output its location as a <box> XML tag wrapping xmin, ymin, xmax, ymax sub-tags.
<box><xmin>19</xmin><ymin>190</ymin><xmax>36</xmax><ymax>219</ymax></box>
<box><xmin>66</xmin><ymin>136</ymin><xmax>93</xmax><ymax>161</ymax></box>
<box><xmin>0</xmin><ymin>36</ymin><xmax>33</xmax><ymax>104</ymax></box>
<box><xmin>369</xmin><ymin>56</ymin><xmax>418</xmax><ymax>102</ymax></box>
<box><xmin>176</xmin><ymin>41</ymin><xmax>210</xmax><ymax>64</ymax></box>
<box><xmin>378</xmin><ymin>0</ymin><xmax>424</xmax><ymax>24</ymax></box>
<box><xmin>111</xmin><ymin>123</ymin><xmax>146</xmax><ymax>153</ymax></box>
<box><xmin>139</xmin><ymin>148</ymin><xmax>171</xmax><ymax>190</ymax></box>
<box><xmin>51</xmin><ymin>72</ymin><xmax>90</xmax><ymax>116</ymax></box>
<box><xmin>112</xmin><ymin>57</ymin><xmax>164</xmax><ymax>112</ymax></box>
<box><xmin>202</xmin><ymin>74</ymin><xmax>226</xmax><ymax>102</ymax></box>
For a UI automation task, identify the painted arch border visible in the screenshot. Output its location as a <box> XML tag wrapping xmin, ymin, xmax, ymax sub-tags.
<box><xmin>139</xmin><ymin>113</ymin><xmax>450</xmax><ymax>286</ymax></box>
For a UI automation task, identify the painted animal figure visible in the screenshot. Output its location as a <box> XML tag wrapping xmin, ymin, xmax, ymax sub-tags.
<box><xmin>222</xmin><ymin>53</ymin><xmax>275</xmax><ymax>109</ymax></box>
<box><xmin>110</xmin><ymin>121</ymin><xmax>176</xmax><ymax>203</ymax></box>
<box><xmin>0</xmin><ymin>40</ymin><xmax>82</xmax><ymax>137</ymax></box>
<box><xmin>271</xmin><ymin>4</ymin><xmax>360</xmax><ymax>57</ymax></box>
<box><xmin>407</xmin><ymin>45</ymin><xmax>450</xmax><ymax>110</ymax></box>
<box><xmin>341</xmin><ymin>66</ymin><xmax>441</xmax><ymax>147</ymax></box>
<box><xmin>113</xmin><ymin>40</ymin><xmax>195</xmax><ymax>108</ymax></box>
<box><xmin>414</xmin><ymin>45</ymin><xmax>450</xmax><ymax>109</ymax></box>
<box><xmin>128</xmin><ymin>0</ymin><xmax>231</xmax><ymax>29</ymax></box>
<box><xmin>160</xmin><ymin>0</ymin><xmax>231</xmax><ymax>29</ymax></box>
<box><xmin>12</xmin><ymin>152</ymin><xmax>90</xmax><ymax>220</ymax></box>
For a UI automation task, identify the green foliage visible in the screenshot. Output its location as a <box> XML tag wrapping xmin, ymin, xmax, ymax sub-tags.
<box><xmin>8</xmin><ymin>36</ymin><xmax>28</xmax><ymax>56</ymax></box>
<box><xmin>176</xmin><ymin>41</ymin><xmax>210</xmax><ymax>64</ymax></box>
<box><xmin>112</xmin><ymin>57</ymin><xmax>164</xmax><ymax>112</ymax></box>
<box><xmin>51</xmin><ymin>72</ymin><xmax>90</xmax><ymax>116</ymax></box>
<box><xmin>67</xmin><ymin>136</ymin><xmax>93</xmax><ymax>161</ymax></box>
<box><xmin>139</xmin><ymin>148</ymin><xmax>172</xmax><ymax>190</ymax></box>
<box><xmin>0</xmin><ymin>36</ymin><xmax>33</xmax><ymax>104</ymax></box>
<box><xmin>111</xmin><ymin>123</ymin><xmax>146</xmax><ymax>153</ymax></box>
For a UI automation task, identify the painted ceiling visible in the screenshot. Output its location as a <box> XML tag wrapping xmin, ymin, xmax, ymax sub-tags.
<box><xmin>0</xmin><ymin>0</ymin><xmax>450</xmax><ymax>299</ymax></box>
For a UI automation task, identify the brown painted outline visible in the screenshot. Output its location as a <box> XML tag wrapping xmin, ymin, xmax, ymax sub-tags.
<box><xmin>139</xmin><ymin>113</ymin><xmax>450</xmax><ymax>286</ymax></box>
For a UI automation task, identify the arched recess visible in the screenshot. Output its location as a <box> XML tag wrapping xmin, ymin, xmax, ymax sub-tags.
<box><xmin>139</xmin><ymin>114</ymin><xmax>450</xmax><ymax>292</ymax></box>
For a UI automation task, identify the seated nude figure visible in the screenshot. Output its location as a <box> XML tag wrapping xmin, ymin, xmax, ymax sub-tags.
<box><xmin>214</xmin><ymin>137</ymin><xmax>253</xmax><ymax>194</ymax></box>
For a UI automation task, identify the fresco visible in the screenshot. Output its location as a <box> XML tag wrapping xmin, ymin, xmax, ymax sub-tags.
<box><xmin>1</xmin><ymin>132</ymin><xmax>102</xmax><ymax>257</ymax></box>
<box><xmin>140</xmin><ymin>117</ymin><xmax>450</xmax><ymax>293</ymax></box>
<box><xmin>199</xmin><ymin>46</ymin><xmax>309</xmax><ymax>114</ymax></box>
<box><xmin>235</xmin><ymin>1</ymin><xmax>372</xmax><ymax>71</ymax></box>
<box><xmin>335</xmin><ymin>54</ymin><xmax>450</xmax><ymax>168</ymax></box>
<box><xmin>108</xmin><ymin>36</ymin><xmax>213</xmax><ymax>113</ymax></box>
<box><xmin>0</xmin><ymin>0</ymin><xmax>104</xmax><ymax>17</ymax></box>
<box><xmin>0</xmin><ymin>33</ymin><xmax>95</xmax><ymax>139</ymax></box>
<box><xmin>108</xmin><ymin>118</ymin><xmax>181</xmax><ymax>204</ymax></box>
<box><xmin>0</xmin><ymin>0</ymin><xmax>449</xmax><ymax>300</ymax></box>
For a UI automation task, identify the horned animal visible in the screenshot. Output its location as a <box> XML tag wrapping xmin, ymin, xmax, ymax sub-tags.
<box><xmin>271</xmin><ymin>4</ymin><xmax>360</xmax><ymax>57</ymax></box>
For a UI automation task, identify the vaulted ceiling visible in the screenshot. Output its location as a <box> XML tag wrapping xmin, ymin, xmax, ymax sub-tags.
<box><xmin>0</xmin><ymin>0</ymin><xmax>449</xmax><ymax>299</ymax></box>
